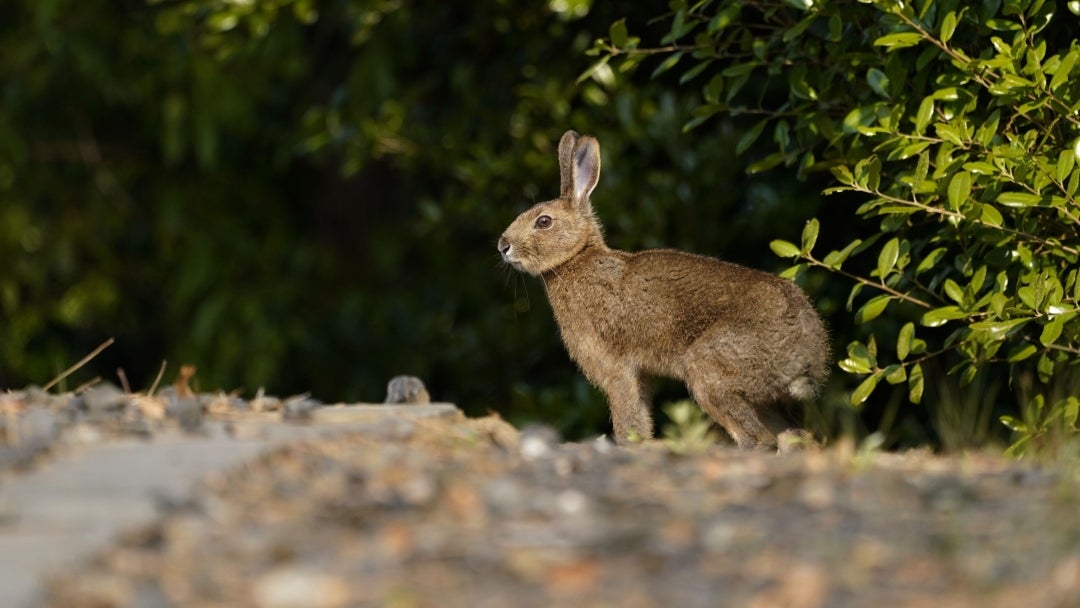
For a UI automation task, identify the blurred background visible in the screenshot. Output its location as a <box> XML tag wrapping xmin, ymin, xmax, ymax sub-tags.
<box><xmin>1</xmin><ymin>0</ymin><xmax>865</xmax><ymax>439</ymax></box>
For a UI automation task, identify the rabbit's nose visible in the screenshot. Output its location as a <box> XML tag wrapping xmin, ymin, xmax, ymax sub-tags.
<box><xmin>497</xmin><ymin>237</ymin><xmax>511</xmax><ymax>254</ymax></box>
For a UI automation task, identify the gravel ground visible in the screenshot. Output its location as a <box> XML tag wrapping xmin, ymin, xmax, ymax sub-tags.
<box><xmin>0</xmin><ymin>382</ymin><xmax>323</xmax><ymax>475</ymax></box>
<box><xmin>42</xmin><ymin>411</ymin><xmax>1080</xmax><ymax>608</ymax></box>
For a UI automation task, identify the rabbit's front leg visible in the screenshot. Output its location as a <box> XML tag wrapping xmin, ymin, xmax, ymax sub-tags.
<box><xmin>589</xmin><ymin>364</ymin><xmax>653</xmax><ymax>444</ymax></box>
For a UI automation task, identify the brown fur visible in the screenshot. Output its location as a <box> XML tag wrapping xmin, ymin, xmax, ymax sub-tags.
<box><xmin>498</xmin><ymin>131</ymin><xmax>830</xmax><ymax>449</ymax></box>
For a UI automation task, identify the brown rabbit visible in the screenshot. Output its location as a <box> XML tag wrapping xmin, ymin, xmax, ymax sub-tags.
<box><xmin>497</xmin><ymin>130</ymin><xmax>830</xmax><ymax>449</ymax></box>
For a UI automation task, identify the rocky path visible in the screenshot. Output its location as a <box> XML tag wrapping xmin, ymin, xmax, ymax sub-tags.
<box><xmin>0</xmin><ymin>381</ymin><xmax>458</xmax><ymax>607</ymax></box>
<box><xmin>33</xmin><ymin>409</ymin><xmax>1080</xmax><ymax>608</ymax></box>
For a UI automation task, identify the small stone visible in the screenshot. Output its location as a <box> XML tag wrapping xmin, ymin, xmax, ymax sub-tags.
<box><xmin>165</xmin><ymin>397</ymin><xmax>203</xmax><ymax>432</ymax></box>
<box><xmin>251</xmin><ymin>568</ymin><xmax>350</xmax><ymax>608</ymax></box>
<box><xmin>554</xmin><ymin>489</ymin><xmax>588</xmax><ymax>516</ymax></box>
<box><xmin>384</xmin><ymin>375</ymin><xmax>431</xmax><ymax>404</ymax></box>
<box><xmin>18</xmin><ymin>406</ymin><xmax>61</xmax><ymax>450</ymax></box>
<box><xmin>282</xmin><ymin>395</ymin><xmax>322</xmax><ymax>421</ymax></box>
<box><xmin>519</xmin><ymin>425</ymin><xmax>560</xmax><ymax>461</ymax></box>
<box><xmin>80</xmin><ymin>383</ymin><xmax>130</xmax><ymax>417</ymax></box>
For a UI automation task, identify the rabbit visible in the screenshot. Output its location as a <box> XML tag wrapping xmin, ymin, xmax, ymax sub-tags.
<box><xmin>497</xmin><ymin>130</ymin><xmax>830</xmax><ymax>449</ymax></box>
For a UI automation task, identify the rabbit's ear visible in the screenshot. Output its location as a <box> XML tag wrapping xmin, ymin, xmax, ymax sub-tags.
<box><xmin>558</xmin><ymin>130</ymin><xmax>580</xmax><ymax>199</ymax></box>
<box><xmin>571</xmin><ymin>136</ymin><xmax>601</xmax><ymax>206</ymax></box>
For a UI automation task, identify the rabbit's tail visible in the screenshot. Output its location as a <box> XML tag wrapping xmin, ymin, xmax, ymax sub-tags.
<box><xmin>786</xmin><ymin>376</ymin><xmax>818</xmax><ymax>401</ymax></box>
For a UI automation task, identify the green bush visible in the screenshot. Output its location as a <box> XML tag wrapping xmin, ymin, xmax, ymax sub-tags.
<box><xmin>591</xmin><ymin>0</ymin><xmax>1080</xmax><ymax>454</ymax></box>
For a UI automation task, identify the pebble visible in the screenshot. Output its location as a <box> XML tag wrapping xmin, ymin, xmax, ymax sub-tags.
<box><xmin>165</xmin><ymin>397</ymin><xmax>203</xmax><ymax>432</ymax></box>
<box><xmin>80</xmin><ymin>383</ymin><xmax>130</xmax><ymax>417</ymax></box>
<box><xmin>282</xmin><ymin>395</ymin><xmax>322</xmax><ymax>421</ymax></box>
<box><xmin>519</xmin><ymin>424</ymin><xmax>560</xmax><ymax>461</ymax></box>
<box><xmin>17</xmin><ymin>406</ymin><xmax>61</xmax><ymax>450</ymax></box>
<box><xmin>251</xmin><ymin>568</ymin><xmax>350</xmax><ymax>608</ymax></box>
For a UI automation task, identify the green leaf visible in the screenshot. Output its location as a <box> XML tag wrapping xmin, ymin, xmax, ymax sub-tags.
<box><xmin>609</xmin><ymin>19</ymin><xmax>629</xmax><ymax>48</ymax></box>
<box><xmin>1040</xmin><ymin>316</ymin><xmax>1064</xmax><ymax>345</ymax></box>
<box><xmin>708</xmin><ymin>4</ymin><xmax>741</xmax><ymax>34</ymax></box>
<box><xmin>736</xmin><ymin>119</ymin><xmax>768</xmax><ymax>155</ymax></box>
<box><xmin>897</xmin><ymin>322</ymin><xmax>915</xmax><ymax>361</ymax></box>
<box><xmin>964</xmin><ymin>161</ymin><xmax>997</xmax><ymax>175</ymax></box>
<box><xmin>1056</xmin><ymin>149</ymin><xmax>1075</xmax><ymax>183</ymax></box>
<box><xmin>921</xmin><ymin>306</ymin><xmax>967</xmax><ymax>327</ymax></box>
<box><xmin>997</xmin><ymin>191</ymin><xmax>1042</xmax><ymax>207</ymax></box>
<box><xmin>1038</xmin><ymin>352</ymin><xmax>1055</xmax><ymax>383</ymax></box>
<box><xmin>908</xmin><ymin>363</ymin><xmax>924</xmax><ymax>404</ymax></box>
<box><xmin>746</xmin><ymin>151</ymin><xmax>786</xmax><ymax>174</ymax></box>
<box><xmin>947</xmin><ymin>171</ymin><xmax>972</xmax><ymax>211</ymax></box>
<box><xmin>778</xmin><ymin>263</ymin><xmax>808</xmax><ymax>281</ymax></box>
<box><xmin>703</xmin><ymin>74</ymin><xmax>724</xmax><ymax>104</ymax></box>
<box><xmin>980</xmin><ymin>204</ymin><xmax>1004</xmax><ymax>226</ymax></box>
<box><xmin>770</xmin><ymin>239</ymin><xmax>801</xmax><ymax>259</ymax></box>
<box><xmin>944</xmin><ymin>278</ymin><xmax>965</xmax><ymax>304</ymax></box>
<box><xmin>999</xmin><ymin>415</ymin><xmax>1027</xmax><ymax>432</ymax></box>
<box><xmin>1007</xmin><ymin>343</ymin><xmax>1038</xmax><ymax>362</ymax></box>
<box><xmin>650</xmin><ymin>52</ymin><xmax>684</xmax><ymax>79</ymax></box>
<box><xmin>823</xmin><ymin>239</ymin><xmax>862</xmax><ymax>269</ymax></box>
<box><xmin>1018</xmin><ymin>286</ymin><xmax>1038</xmax><ymax>310</ymax></box>
<box><xmin>1051</xmin><ymin>48</ymin><xmax>1078</xmax><ymax>92</ymax></box>
<box><xmin>915</xmin><ymin>97</ymin><xmax>934</xmax><ymax>134</ymax></box>
<box><xmin>990</xmin><ymin>292</ymin><xmax>1009</xmax><ymax>318</ymax></box>
<box><xmin>915</xmin><ymin>247</ymin><xmax>947</xmax><ymax>275</ymax></box>
<box><xmin>848</xmin><ymin>341</ymin><xmax>877</xmax><ymax>368</ymax></box>
<box><xmin>940</xmin><ymin>11</ymin><xmax>958</xmax><ymax>44</ymax></box>
<box><xmin>855</xmin><ymin>294</ymin><xmax>891</xmax><ymax>324</ymax></box>
<box><xmin>839</xmin><ymin>357</ymin><xmax>873</xmax><ymax>374</ymax></box>
<box><xmin>801</xmin><ymin>218</ymin><xmax>819</xmax><ymax>254</ymax></box>
<box><xmin>679</xmin><ymin>59</ymin><xmax>713</xmax><ymax>85</ymax></box>
<box><xmin>877</xmin><ymin>237</ymin><xmax>899</xmax><ymax>278</ymax></box>
<box><xmin>873</xmin><ymin>32</ymin><xmax>924</xmax><ymax>50</ymax></box>
<box><xmin>576</xmin><ymin>56</ymin><xmax>611</xmax><ymax>85</ymax></box>
<box><xmin>854</xmin><ymin>156</ymin><xmax>882</xmax><ymax>191</ymax></box>
<box><xmin>970</xmin><ymin>317</ymin><xmax>1030</xmax><ymax>341</ymax></box>
<box><xmin>867</xmin><ymin>68</ymin><xmax>890</xmax><ymax>99</ymax></box>
<box><xmin>884</xmin><ymin>364</ymin><xmax>907</xmax><ymax>385</ymax></box>
<box><xmin>831</xmin><ymin>164</ymin><xmax>854</xmax><ymax>185</ymax></box>
<box><xmin>851</xmin><ymin>372</ymin><xmax>883</xmax><ymax>406</ymax></box>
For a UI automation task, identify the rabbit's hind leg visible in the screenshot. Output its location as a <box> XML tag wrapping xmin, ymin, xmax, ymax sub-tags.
<box><xmin>685</xmin><ymin>373</ymin><xmax>776</xmax><ymax>449</ymax></box>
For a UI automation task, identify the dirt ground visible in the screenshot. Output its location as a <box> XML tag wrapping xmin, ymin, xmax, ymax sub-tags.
<box><xmin>45</xmin><ymin>412</ymin><xmax>1080</xmax><ymax>608</ymax></box>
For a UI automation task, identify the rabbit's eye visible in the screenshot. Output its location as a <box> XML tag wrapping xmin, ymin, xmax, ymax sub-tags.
<box><xmin>535</xmin><ymin>215</ymin><xmax>553</xmax><ymax>229</ymax></box>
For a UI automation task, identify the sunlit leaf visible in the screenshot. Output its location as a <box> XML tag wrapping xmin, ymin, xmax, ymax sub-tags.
<box><xmin>921</xmin><ymin>306</ymin><xmax>967</xmax><ymax>327</ymax></box>
<box><xmin>940</xmin><ymin>11</ymin><xmax>958</xmax><ymax>44</ymax></box>
<box><xmin>873</xmin><ymin>32</ymin><xmax>924</xmax><ymax>50</ymax></box>
<box><xmin>855</xmin><ymin>294</ymin><xmax>891</xmax><ymax>324</ymax></box>
<box><xmin>997</xmin><ymin>191</ymin><xmax>1042</xmax><ymax>207</ymax></box>
<box><xmin>897</xmin><ymin>322</ymin><xmax>915</xmax><ymax>361</ymax></box>
<box><xmin>908</xmin><ymin>363</ymin><xmax>924</xmax><ymax>404</ymax></box>
<box><xmin>1040</xmin><ymin>316</ymin><xmax>1064</xmax><ymax>345</ymax></box>
<box><xmin>770</xmin><ymin>239</ymin><xmax>801</xmax><ymax>259</ymax></box>
<box><xmin>801</xmin><ymin>218</ymin><xmax>819</xmax><ymax>254</ymax></box>
<box><xmin>877</xmin><ymin>237</ymin><xmax>899</xmax><ymax>278</ymax></box>
<box><xmin>947</xmin><ymin>171</ymin><xmax>972</xmax><ymax>211</ymax></box>
<box><xmin>851</xmin><ymin>372</ymin><xmax>883</xmax><ymax>406</ymax></box>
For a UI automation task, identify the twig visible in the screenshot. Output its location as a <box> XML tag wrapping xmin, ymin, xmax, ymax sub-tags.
<box><xmin>74</xmin><ymin>377</ymin><xmax>102</xmax><ymax>394</ymax></box>
<box><xmin>147</xmin><ymin>360</ymin><xmax>168</xmax><ymax>396</ymax></box>
<box><xmin>117</xmin><ymin>368</ymin><xmax>131</xmax><ymax>394</ymax></box>
<box><xmin>42</xmin><ymin>338</ymin><xmax>115</xmax><ymax>392</ymax></box>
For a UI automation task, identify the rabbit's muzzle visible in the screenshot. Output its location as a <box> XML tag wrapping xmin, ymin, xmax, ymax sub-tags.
<box><xmin>497</xmin><ymin>236</ymin><xmax>523</xmax><ymax>270</ymax></box>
